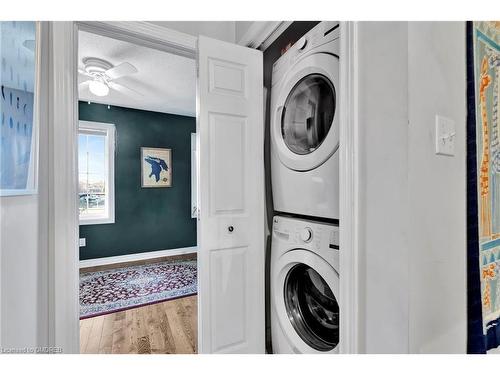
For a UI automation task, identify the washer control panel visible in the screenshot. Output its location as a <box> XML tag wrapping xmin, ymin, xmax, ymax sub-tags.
<box><xmin>300</xmin><ymin>227</ymin><xmax>313</xmax><ymax>242</ymax></box>
<box><xmin>272</xmin><ymin>216</ymin><xmax>339</xmax><ymax>253</ymax></box>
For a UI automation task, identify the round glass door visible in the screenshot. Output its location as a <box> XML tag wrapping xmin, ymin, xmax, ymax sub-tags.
<box><xmin>281</xmin><ymin>74</ymin><xmax>336</xmax><ymax>155</ymax></box>
<box><xmin>284</xmin><ymin>263</ymin><xmax>339</xmax><ymax>351</ymax></box>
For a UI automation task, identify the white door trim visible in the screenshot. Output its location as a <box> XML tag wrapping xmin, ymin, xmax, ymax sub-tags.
<box><xmin>236</xmin><ymin>21</ymin><xmax>294</xmax><ymax>51</ymax></box>
<box><xmin>259</xmin><ymin>22</ymin><xmax>293</xmax><ymax>51</ymax></box>
<box><xmin>236</xmin><ymin>21</ymin><xmax>292</xmax><ymax>50</ymax></box>
<box><xmin>48</xmin><ymin>21</ymin><xmax>197</xmax><ymax>353</ymax></box>
<box><xmin>339</xmin><ymin>21</ymin><xmax>362</xmax><ymax>354</ymax></box>
<box><xmin>48</xmin><ymin>21</ymin><xmax>80</xmax><ymax>354</ymax></box>
<box><xmin>77</xmin><ymin>21</ymin><xmax>197</xmax><ymax>59</ymax></box>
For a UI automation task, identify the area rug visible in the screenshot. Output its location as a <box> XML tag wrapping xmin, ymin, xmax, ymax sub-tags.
<box><xmin>80</xmin><ymin>258</ymin><xmax>197</xmax><ymax>319</ymax></box>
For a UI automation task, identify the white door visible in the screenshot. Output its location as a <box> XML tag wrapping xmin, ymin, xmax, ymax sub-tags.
<box><xmin>197</xmin><ymin>36</ymin><xmax>265</xmax><ymax>353</ymax></box>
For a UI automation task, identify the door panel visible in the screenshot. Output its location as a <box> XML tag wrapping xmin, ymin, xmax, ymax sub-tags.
<box><xmin>210</xmin><ymin>113</ymin><xmax>246</xmax><ymax>214</ymax></box>
<box><xmin>197</xmin><ymin>35</ymin><xmax>265</xmax><ymax>354</ymax></box>
<box><xmin>208</xmin><ymin>58</ymin><xmax>247</xmax><ymax>97</ymax></box>
<box><xmin>210</xmin><ymin>246</ymin><xmax>247</xmax><ymax>352</ymax></box>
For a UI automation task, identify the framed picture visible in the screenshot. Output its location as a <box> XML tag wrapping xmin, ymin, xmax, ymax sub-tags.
<box><xmin>0</xmin><ymin>22</ymin><xmax>39</xmax><ymax>196</ymax></box>
<box><xmin>141</xmin><ymin>147</ymin><xmax>172</xmax><ymax>188</ymax></box>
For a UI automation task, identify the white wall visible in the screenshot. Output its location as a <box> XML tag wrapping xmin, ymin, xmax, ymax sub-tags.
<box><xmin>148</xmin><ymin>21</ymin><xmax>236</xmax><ymax>43</ymax></box>
<box><xmin>356</xmin><ymin>21</ymin><xmax>467</xmax><ymax>353</ymax></box>
<box><xmin>357</xmin><ymin>22</ymin><xmax>410</xmax><ymax>353</ymax></box>
<box><xmin>0</xmin><ymin>196</ymin><xmax>40</xmax><ymax>348</ymax></box>
<box><xmin>235</xmin><ymin>21</ymin><xmax>254</xmax><ymax>43</ymax></box>
<box><xmin>407</xmin><ymin>21</ymin><xmax>466</xmax><ymax>353</ymax></box>
<box><xmin>0</xmin><ymin>23</ymin><xmax>49</xmax><ymax>351</ymax></box>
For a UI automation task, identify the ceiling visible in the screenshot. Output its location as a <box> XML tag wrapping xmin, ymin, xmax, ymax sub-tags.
<box><xmin>148</xmin><ymin>21</ymin><xmax>236</xmax><ymax>43</ymax></box>
<box><xmin>78</xmin><ymin>30</ymin><xmax>196</xmax><ymax>117</ymax></box>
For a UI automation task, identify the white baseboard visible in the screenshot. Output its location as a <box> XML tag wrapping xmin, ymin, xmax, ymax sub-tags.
<box><xmin>79</xmin><ymin>246</ymin><xmax>197</xmax><ymax>268</ymax></box>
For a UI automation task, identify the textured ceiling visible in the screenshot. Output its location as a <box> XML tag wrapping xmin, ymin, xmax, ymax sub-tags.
<box><xmin>78</xmin><ymin>30</ymin><xmax>196</xmax><ymax>117</ymax></box>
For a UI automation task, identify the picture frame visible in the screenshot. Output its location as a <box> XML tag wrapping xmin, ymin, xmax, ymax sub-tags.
<box><xmin>141</xmin><ymin>147</ymin><xmax>172</xmax><ymax>188</ymax></box>
<box><xmin>0</xmin><ymin>22</ymin><xmax>40</xmax><ymax>196</ymax></box>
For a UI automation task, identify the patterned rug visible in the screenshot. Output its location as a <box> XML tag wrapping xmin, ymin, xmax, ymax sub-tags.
<box><xmin>80</xmin><ymin>258</ymin><xmax>197</xmax><ymax>319</ymax></box>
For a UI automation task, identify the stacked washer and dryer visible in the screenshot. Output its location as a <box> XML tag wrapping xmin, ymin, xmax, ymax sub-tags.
<box><xmin>269</xmin><ymin>21</ymin><xmax>341</xmax><ymax>354</ymax></box>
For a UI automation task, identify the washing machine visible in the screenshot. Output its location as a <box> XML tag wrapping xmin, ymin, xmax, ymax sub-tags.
<box><xmin>270</xmin><ymin>215</ymin><xmax>340</xmax><ymax>353</ymax></box>
<box><xmin>271</xmin><ymin>21</ymin><xmax>340</xmax><ymax>220</ymax></box>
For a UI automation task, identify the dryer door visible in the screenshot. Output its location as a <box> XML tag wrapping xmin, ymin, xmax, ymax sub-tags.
<box><xmin>274</xmin><ymin>249</ymin><xmax>340</xmax><ymax>353</ymax></box>
<box><xmin>271</xmin><ymin>53</ymin><xmax>339</xmax><ymax>171</ymax></box>
<box><xmin>281</xmin><ymin>74</ymin><xmax>335</xmax><ymax>155</ymax></box>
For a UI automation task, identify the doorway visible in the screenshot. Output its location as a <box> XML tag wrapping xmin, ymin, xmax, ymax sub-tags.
<box><xmin>75</xmin><ymin>27</ymin><xmax>198</xmax><ymax>354</ymax></box>
<box><xmin>49</xmin><ymin>21</ymin><xmax>309</xmax><ymax>354</ymax></box>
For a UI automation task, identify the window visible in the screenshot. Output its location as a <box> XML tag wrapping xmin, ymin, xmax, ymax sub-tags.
<box><xmin>78</xmin><ymin>121</ymin><xmax>115</xmax><ymax>225</ymax></box>
<box><xmin>191</xmin><ymin>132</ymin><xmax>197</xmax><ymax>218</ymax></box>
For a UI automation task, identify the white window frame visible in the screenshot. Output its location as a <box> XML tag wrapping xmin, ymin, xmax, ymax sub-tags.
<box><xmin>191</xmin><ymin>132</ymin><xmax>197</xmax><ymax>218</ymax></box>
<box><xmin>78</xmin><ymin>120</ymin><xmax>115</xmax><ymax>225</ymax></box>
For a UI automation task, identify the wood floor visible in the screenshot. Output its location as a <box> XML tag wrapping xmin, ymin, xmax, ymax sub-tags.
<box><xmin>80</xmin><ymin>294</ymin><xmax>197</xmax><ymax>354</ymax></box>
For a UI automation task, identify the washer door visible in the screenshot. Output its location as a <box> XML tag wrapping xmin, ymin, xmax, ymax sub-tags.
<box><xmin>274</xmin><ymin>249</ymin><xmax>340</xmax><ymax>353</ymax></box>
<box><xmin>272</xmin><ymin>53</ymin><xmax>339</xmax><ymax>171</ymax></box>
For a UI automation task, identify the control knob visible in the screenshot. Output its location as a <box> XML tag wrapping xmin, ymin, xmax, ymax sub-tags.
<box><xmin>300</xmin><ymin>227</ymin><xmax>313</xmax><ymax>242</ymax></box>
<box><xmin>296</xmin><ymin>37</ymin><xmax>307</xmax><ymax>51</ymax></box>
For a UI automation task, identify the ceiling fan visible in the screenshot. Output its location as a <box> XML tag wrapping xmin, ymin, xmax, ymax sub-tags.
<box><xmin>79</xmin><ymin>57</ymin><xmax>139</xmax><ymax>97</ymax></box>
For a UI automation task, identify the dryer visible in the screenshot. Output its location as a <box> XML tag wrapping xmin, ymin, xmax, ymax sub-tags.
<box><xmin>270</xmin><ymin>21</ymin><xmax>340</xmax><ymax>220</ymax></box>
<box><xmin>270</xmin><ymin>215</ymin><xmax>340</xmax><ymax>353</ymax></box>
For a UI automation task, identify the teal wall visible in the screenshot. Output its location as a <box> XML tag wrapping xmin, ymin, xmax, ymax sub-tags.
<box><xmin>79</xmin><ymin>102</ymin><xmax>197</xmax><ymax>260</ymax></box>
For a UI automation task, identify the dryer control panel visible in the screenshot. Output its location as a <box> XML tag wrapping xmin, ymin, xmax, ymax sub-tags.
<box><xmin>272</xmin><ymin>21</ymin><xmax>340</xmax><ymax>87</ymax></box>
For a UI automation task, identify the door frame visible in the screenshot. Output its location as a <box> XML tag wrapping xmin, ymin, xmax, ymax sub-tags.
<box><xmin>339</xmin><ymin>21</ymin><xmax>361</xmax><ymax>354</ymax></box>
<box><xmin>48</xmin><ymin>21</ymin><xmax>197</xmax><ymax>353</ymax></box>
<box><xmin>48</xmin><ymin>20</ymin><xmax>361</xmax><ymax>354</ymax></box>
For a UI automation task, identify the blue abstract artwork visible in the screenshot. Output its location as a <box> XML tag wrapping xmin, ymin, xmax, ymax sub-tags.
<box><xmin>0</xmin><ymin>21</ymin><xmax>37</xmax><ymax>195</ymax></box>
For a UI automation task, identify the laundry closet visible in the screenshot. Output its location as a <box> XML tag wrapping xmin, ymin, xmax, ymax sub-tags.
<box><xmin>263</xmin><ymin>21</ymin><xmax>340</xmax><ymax>354</ymax></box>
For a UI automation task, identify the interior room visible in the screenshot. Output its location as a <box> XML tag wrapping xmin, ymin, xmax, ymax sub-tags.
<box><xmin>76</xmin><ymin>30</ymin><xmax>198</xmax><ymax>354</ymax></box>
<box><xmin>1</xmin><ymin>17</ymin><xmax>500</xmax><ymax>361</ymax></box>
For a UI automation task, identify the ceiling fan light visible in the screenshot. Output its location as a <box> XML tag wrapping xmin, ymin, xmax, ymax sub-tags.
<box><xmin>89</xmin><ymin>80</ymin><xmax>109</xmax><ymax>97</ymax></box>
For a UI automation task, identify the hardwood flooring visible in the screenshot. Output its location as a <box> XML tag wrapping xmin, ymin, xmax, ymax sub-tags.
<box><xmin>79</xmin><ymin>255</ymin><xmax>198</xmax><ymax>354</ymax></box>
<box><xmin>80</xmin><ymin>295</ymin><xmax>197</xmax><ymax>354</ymax></box>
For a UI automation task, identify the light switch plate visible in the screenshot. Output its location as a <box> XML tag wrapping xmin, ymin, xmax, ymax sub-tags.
<box><xmin>435</xmin><ymin>115</ymin><xmax>456</xmax><ymax>156</ymax></box>
<box><xmin>79</xmin><ymin>238</ymin><xmax>86</xmax><ymax>247</ymax></box>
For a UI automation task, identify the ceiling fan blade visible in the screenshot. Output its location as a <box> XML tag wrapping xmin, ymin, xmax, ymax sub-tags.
<box><xmin>105</xmin><ymin>62</ymin><xmax>138</xmax><ymax>80</ymax></box>
<box><xmin>78</xmin><ymin>69</ymin><xmax>93</xmax><ymax>78</ymax></box>
<box><xmin>108</xmin><ymin>81</ymin><xmax>142</xmax><ymax>96</ymax></box>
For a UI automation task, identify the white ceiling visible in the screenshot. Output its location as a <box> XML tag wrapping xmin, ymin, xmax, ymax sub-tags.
<box><xmin>148</xmin><ymin>21</ymin><xmax>236</xmax><ymax>43</ymax></box>
<box><xmin>78</xmin><ymin>30</ymin><xmax>196</xmax><ymax>117</ymax></box>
